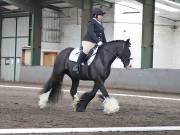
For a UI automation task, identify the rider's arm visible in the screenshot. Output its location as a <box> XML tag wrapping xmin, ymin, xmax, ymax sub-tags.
<box><xmin>102</xmin><ymin>31</ymin><xmax>107</xmax><ymax>43</ymax></box>
<box><xmin>87</xmin><ymin>22</ymin><xmax>100</xmax><ymax>44</ymax></box>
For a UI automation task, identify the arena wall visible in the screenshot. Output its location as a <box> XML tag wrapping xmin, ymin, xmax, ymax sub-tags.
<box><xmin>20</xmin><ymin>66</ymin><xmax>180</xmax><ymax>94</ymax></box>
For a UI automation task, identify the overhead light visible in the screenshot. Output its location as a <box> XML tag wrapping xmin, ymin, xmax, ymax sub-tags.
<box><xmin>2</xmin><ymin>5</ymin><xmax>19</xmax><ymax>10</ymax></box>
<box><xmin>118</xmin><ymin>1</ymin><xmax>142</xmax><ymax>10</ymax></box>
<box><xmin>155</xmin><ymin>2</ymin><xmax>180</xmax><ymax>12</ymax></box>
<box><xmin>160</xmin><ymin>0</ymin><xmax>180</xmax><ymax>6</ymax></box>
<box><xmin>155</xmin><ymin>10</ymin><xmax>160</xmax><ymax>14</ymax></box>
<box><xmin>118</xmin><ymin>2</ymin><xmax>160</xmax><ymax>14</ymax></box>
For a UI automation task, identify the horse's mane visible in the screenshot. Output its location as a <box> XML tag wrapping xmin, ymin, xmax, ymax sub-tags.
<box><xmin>102</xmin><ymin>40</ymin><xmax>125</xmax><ymax>46</ymax></box>
<box><xmin>104</xmin><ymin>39</ymin><xmax>131</xmax><ymax>47</ymax></box>
<box><xmin>98</xmin><ymin>40</ymin><xmax>125</xmax><ymax>51</ymax></box>
<box><xmin>107</xmin><ymin>40</ymin><xmax>124</xmax><ymax>44</ymax></box>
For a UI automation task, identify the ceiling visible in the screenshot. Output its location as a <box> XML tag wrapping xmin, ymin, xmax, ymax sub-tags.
<box><xmin>156</xmin><ymin>0</ymin><xmax>180</xmax><ymax>21</ymax></box>
<box><xmin>106</xmin><ymin>0</ymin><xmax>180</xmax><ymax>21</ymax></box>
<box><xmin>0</xmin><ymin>1</ymin><xmax>23</xmax><ymax>14</ymax></box>
<box><xmin>0</xmin><ymin>0</ymin><xmax>73</xmax><ymax>16</ymax></box>
<box><xmin>0</xmin><ymin>0</ymin><xmax>180</xmax><ymax>21</ymax></box>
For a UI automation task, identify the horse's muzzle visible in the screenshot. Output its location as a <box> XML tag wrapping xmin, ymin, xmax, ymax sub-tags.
<box><xmin>125</xmin><ymin>64</ymin><xmax>132</xmax><ymax>70</ymax></box>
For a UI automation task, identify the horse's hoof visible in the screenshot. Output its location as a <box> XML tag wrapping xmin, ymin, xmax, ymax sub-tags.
<box><xmin>76</xmin><ymin>102</ymin><xmax>85</xmax><ymax>112</ymax></box>
<box><xmin>103</xmin><ymin>97</ymin><xmax>120</xmax><ymax>114</ymax></box>
<box><xmin>98</xmin><ymin>94</ymin><xmax>105</xmax><ymax>102</ymax></box>
<box><xmin>38</xmin><ymin>101</ymin><xmax>47</xmax><ymax>109</ymax></box>
<box><xmin>76</xmin><ymin>108</ymin><xmax>85</xmax><ymax>112</ymax></box>
<box><xmin>38</xmin><ymin>92</ymin><xmax>50</xmax><ymax>109</ymax></box>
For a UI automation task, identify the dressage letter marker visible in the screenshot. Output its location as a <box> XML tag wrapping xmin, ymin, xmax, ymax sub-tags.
<box><xmin>0</xmin><ymin>126</ymin><xmax>180</xmax><ymax>134</ymax></box>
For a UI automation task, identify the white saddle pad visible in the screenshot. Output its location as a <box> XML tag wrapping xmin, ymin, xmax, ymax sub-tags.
<box><xmin>69</xmin><ymin>47</ymin><xmax>98</xmax><ymax>66</ymax></box>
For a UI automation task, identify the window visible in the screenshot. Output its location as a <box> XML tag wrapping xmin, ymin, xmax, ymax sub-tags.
<box><xmin>43</xmin><ymin>52</ymin><xmax>58</xmax><ymax>66</ymax></box>
<box><xmin>42</xmin><ymin>8</ymin><xmax>62</xmax><ymax>43</ymax></box>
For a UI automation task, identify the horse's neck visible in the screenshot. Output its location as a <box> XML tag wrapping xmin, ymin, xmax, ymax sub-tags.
<box><xmin>98</xmin><ymin>44</ymin><xmax>118</xmax><ymax>68</ymax></box>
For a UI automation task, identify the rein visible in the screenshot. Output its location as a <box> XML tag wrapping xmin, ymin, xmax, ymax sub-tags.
<box><xmin>100</xmin><ymin>42</ymin><xmax>125</xmax><ymax>59</ymax></box>
<box><xmin>100</xmin><ymin>42</ymin><xmax>132</xmax><ymax>64</ymax></box>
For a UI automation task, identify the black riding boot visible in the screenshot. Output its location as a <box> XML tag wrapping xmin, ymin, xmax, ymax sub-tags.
<box><xmin>73</xmin><ymin>51</ymin><xmax>87</xmax><ymax>74</ymax></box>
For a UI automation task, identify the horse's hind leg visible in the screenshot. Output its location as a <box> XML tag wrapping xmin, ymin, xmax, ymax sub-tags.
<box><xmin>70</xmin><ymin>79</ymin><xmax>79</xmax><ymax>110</ymax></box>
<box><xmin>76</xmin><ymin>83</ymin><xmax>99</xmax><ymax>112</ymax></box>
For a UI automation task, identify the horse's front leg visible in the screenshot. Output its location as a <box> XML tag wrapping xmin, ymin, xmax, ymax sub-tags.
<box><xmin>99</xmin><ymin>82</ymin><xmax>120</xmax><ymax>114</ymax></box>
<box><xmin>70</xmin><ymin>79</ymin><xmax>79</xmax><ymax>111</ymax></box>
<box><xmin>98</xmin><ymin>81</ymin><xmax>109</xmax><ymax>98</ymax></box>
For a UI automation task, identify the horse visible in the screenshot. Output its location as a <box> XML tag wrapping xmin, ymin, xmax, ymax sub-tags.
<box><xmin>38</xmin><ymin>39</ymin><xmax>132</xmax><ymax>114</ymax></box>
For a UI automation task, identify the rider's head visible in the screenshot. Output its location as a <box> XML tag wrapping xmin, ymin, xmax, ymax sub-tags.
<box><xmin>91</xmin><ymin>8</ymin><xmax>105</xmax><ymax>21</ymax></box>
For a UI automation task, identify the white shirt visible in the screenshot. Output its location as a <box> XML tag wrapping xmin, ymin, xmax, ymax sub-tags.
<box><xmin>93</xmin><ymin>18</ymin><xmax>102</xmax><ymax>25</ymax></box>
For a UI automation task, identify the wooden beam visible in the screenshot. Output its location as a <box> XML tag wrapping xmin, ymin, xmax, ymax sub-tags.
<box><xmin>65</xmin><ymin>0</ymin><xmax>82</xmax><ymax>8</ymax></box>
<box><xmin>46</xmin><ymin>5</ymin><xmax>63</xmax><ymax>12</ymax></box>
<box><xmin>136</xmin><ymin>0</ymin><xmax>144</xmax><ymax>4</ymax></box>
<box><xmin>40</xmin><ymin>0</ymin><xmax>65</xmax><ymax>6</ymax></box>
<box><xmin>41</xmin><ymin>0</ymin><xmax>82</xmax><ymax>8</ymax></box>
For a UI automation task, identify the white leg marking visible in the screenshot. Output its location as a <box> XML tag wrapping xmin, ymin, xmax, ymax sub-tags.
<box><xmin>72</xmin><ymin>94</ymin><xmax>79</xmax><ymax>110</ymax></box>
<box><xmin>103</xmin><ymin>97</ymin><xmax>120</xmax><ymax>114</ymax></box>
<box><xmin>38</xmin><ymin>90</ymin><xmax>51</xmax><ymax>109</ymax></box>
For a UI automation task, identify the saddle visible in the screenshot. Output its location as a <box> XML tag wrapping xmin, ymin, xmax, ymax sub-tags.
<box><xmin>84</xmin><ymin>46</ymin><xmax>98</xmax><ymax>64</ymax></box>
<box><xmin>69</xmin><ymin>46</ymin><xmax>98</xmax><ymax>66</ymax></box>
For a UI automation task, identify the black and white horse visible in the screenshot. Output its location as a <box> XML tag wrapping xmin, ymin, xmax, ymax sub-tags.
<box><xmin>38</xmin><ymin>39</ymin><xmax>132</xmax><ymax>114</ymax></box>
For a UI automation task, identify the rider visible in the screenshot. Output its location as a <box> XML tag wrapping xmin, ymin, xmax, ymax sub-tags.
<box><xmin>73</xmin><ymin>8</ymin><xmax>107</xmax><ymax>74</ymax></box>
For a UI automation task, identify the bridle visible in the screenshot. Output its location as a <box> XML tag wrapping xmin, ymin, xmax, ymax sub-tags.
<box><xmin>100</xmin><ymin>42</ymin><xmax>132</xmax><ymax>63</ymax></box>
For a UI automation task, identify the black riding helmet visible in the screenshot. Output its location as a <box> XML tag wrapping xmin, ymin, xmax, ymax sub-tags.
<box><xmin>92</xmin><ymin>8</ymin><xmax>106</xmax><ymax>18</ymax></box>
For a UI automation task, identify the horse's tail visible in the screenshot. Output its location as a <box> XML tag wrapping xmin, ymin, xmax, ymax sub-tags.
<box><xmin>49</xmin><ymin>72</ymin><xmax>64</xmax><ymax>103</ymax></box>
<box><xmin>39</xmin><ymin>71</ymin><xmax>64</xmax><ymax>108</ymax></box>
<box><xmin>39</xmin><ymin>48</ymin><xmax>73</xmax><ymax>108</ymax></box>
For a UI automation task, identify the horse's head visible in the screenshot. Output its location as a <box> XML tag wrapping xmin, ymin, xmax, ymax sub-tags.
<box><xmin>117</xmin><ymin>39</ymin><xmax>132</xmax><ymax>68</ymax></box>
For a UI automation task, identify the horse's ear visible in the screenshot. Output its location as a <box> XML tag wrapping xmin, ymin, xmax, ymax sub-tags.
<box><xmin>125</xmin><ymin>38</ymin><xmax>131</xmax><ymax>47</ymax></box>
<box><xmin>126</xmin><ymin>38</ymin><xmax>130</xmax><ymax>43</ymax></box>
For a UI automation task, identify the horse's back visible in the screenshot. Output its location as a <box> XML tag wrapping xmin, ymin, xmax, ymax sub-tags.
<box><xmin>53</xmin><ymin>47</ymin><xmax>74</xmax><ymax>73</ymax></box>
<box><xmin>56</xmin><ymin>47</ymin><xmax>74</xmax><ymax>61</ymax></box>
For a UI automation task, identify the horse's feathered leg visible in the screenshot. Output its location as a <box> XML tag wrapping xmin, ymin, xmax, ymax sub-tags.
<box><xmin>70</xmin><ymin>79</ymin><xmax>80</xmax><ymax>110</ymax></box>
<box><xmin>38</xmin><ymin>72</ymin><xmax>64</xmax><ymax>108</ymax></box>
<box><xmin>76</xmin><ymin>83</ymin><xmax>99</xmax><ymax>112</ymax></box>
<box><xmin>98</xmin><ymin>83</ymin><xmax>120</xmax><ymax>114</ymax></box>
<box><xmin>98</xmin><ymin>83</ymin><xmax>109</xmax><ymax>98</ymax></box>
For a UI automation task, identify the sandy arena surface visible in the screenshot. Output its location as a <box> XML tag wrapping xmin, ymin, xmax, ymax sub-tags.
<box><xmin>0</xmin><ymin>82</ymin><xmax>180</xmax><ymax>135</ymax></box>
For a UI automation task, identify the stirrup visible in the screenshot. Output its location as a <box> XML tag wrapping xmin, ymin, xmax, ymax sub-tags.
<box><xmin>73</xmin><ymin>64</ymin><xmax>80</xmax><ymax>74</ymax></box>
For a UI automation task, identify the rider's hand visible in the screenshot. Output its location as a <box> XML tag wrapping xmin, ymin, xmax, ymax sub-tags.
<box><xmin>97</xmin><ymin>41</ymin><xmax>103</xmax><ymax>46</ymax></box>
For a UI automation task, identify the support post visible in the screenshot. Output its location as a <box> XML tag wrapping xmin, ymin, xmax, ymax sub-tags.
<box><xmin>141</xmin><ymin>0</ymin><xmax>155</xmax><ymax>69</ymax></box>
<box><xmin>0</xmin><ymin>17</ymin><xmax>2</xmax><ymax>78</ymax></box>
<box><xmin>81</xmin><ymin>0</ymin><xmax>92</xmax><ymax>40</ymax></box>
<box><xmin>31</xmin><ymin>7</ymin><xmax>42</xmax><ymax>65</ymax></box>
